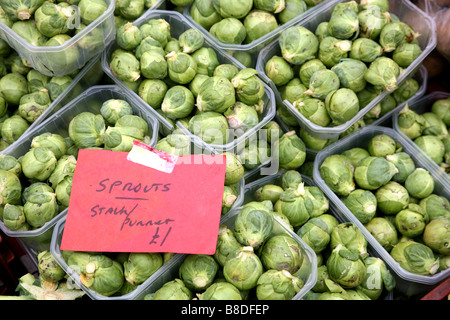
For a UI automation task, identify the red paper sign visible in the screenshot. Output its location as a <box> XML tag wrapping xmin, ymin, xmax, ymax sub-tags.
<box><xmin>60</xmin><ymin>149</ymin><xmax>227</xmax><ymax>255</ymax></box>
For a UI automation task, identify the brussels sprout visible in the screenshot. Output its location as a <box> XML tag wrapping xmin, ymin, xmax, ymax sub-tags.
<box><xmin>318</xmin><ymin>37</ymin><xmax>352</xmax><ymax>68</ymax></box>
<box><xmin>213</xmin><ymin>64</ymin><xmax>239</xmax><ymax>81</ymax></box>
<box><xmin>234</xmin><ymin>207</ymin><xmax>273</xmax><ymax>249</ymax></box>
<box><xmin>75</xmin><ymin>253</ymin><xmax>125</xmax><ymax>297</ymax></box>
<box><xmin>0</xmin><ymin>169</ymin><xmax>21</xmax><ymax>207</ymax></box>
<box><xmin>222</xmin><ymin>152</ymin><xmax>244</xmax><ymax>185</ymax></box>
<box><xmin>243</xmin><ymin>10</ymin><xmax>278</xmax><ymax>44</ymax></box>
<box><xmin>11</xmin><ymin>20</ymin><xmax>47</xmax><ymax>47</ymax></box>
<box><xmin>276</xmin><ymin>105</ymin><xmax>298</xmax><ymax>127</ymax></box>
<box><xmin>397</xmin><ymin>105</ymin><xmax>426</xmax><ymax>140</ymax></box>
<box><xmin>354</xmin><ymin>156</ymin><xmax>398</xmax><ymax>190</ymax></box>
<box><xmin>265</xmin><ymin>56</ymin><xmax>294</xmax><ymax>87</ymax></box>
<box><xmin>30</xmin><ymin>133</ymin><xmax>66</xmax><ymax>161</ymax></box>
<box><xmin>165</xmin><ymin>51</ymin><xmax>197</xmax><ymax>84</ymax></box>
<box><xmin>325</xmin><ymin>88</ymin><xmax>360</xmax><ymax>126</ymax></box>
<box><xmin>46</xmin><ymin>75</ymin><xmax>72</xmax><ymax>101</ymax></box>
<box><xmin>223</xmin><ymin>246</ymin><xmax>263</xmax><ymax>290</ymax></box>
<box><xmin>419</xmin><ymin>194</ymin><xmax>450</xmax><ymax>221</ymax></box>
<box><xmin>280</xmin><ymin>170</ymin><xmax>302</xmax><ymax>190</ymax></box>
<box><xmin>44</xmin><ymin>34</ymin><xmax>80</xmax><ymax>71</ymax></box>
<box><xmin>138</xmin><ymin>79</ymin><xmax>167</xmax><ymax>109</ymax></box>
<box><xmin>115</xmin><ymin>22</ymin><xmax>142</xmax><ymax>51</ymax></box>
<box><xmin>26</xmin><ymin>70</ymin><xmax>49</xmax><ymax>94</ymax></box>
<box><xmin>357</xmin><ymin>256</ymin><xmax>395</xmax><ymax>300</ymax></box>
<box><xmin>187</xmin><ymin>75</ymin><xmax>208</xmax><ymax>99</ymax></box>
<box><xmin>423</xmin><ymin>218</ymin><xmax>450</xmax><ymax>255</ymax></box>
<box><xmin>0</xmin><ymin>72</ymin><xmax>29</xmax><ymax>105</ymax></box>
<box><xmin>319</xmin><ymin>154</ymin><xmax>355</xmax><ymax>196</ymax></box>
<box><xmin>327</xmin><ymin>8</ymin><xmax>359</xmax><ymax>40</ymax></box>
<box><xmin>159</xmin><ymin>85</ymin><xmax>194</xmax><ymax>120</ymax></box>
<box><xmin>392</xmin><ymin>78</ymin><xmax>419</xmax><ymax>105</ymax></box>
<box><xmin>0</xmin><ymin>154</ymin><xmax>21</xmax><ymax>176</ymax></box>
<box><xmin>275</xmin><ymin>131</ymin><xmax>306</xmax><ymax>170</ymax></box>
<box><xmin>231</xmin><ymin>68</ymin><xmax>265</xmax><ymax>107</ymax></box>
<box><xmin>209</xmin><ymin>18</ymin><xmax>246</xmax><ymax>44</ymax></box>
<box><xmin>422</xmin><ymin>112</ymin><xmax>448</xmax><ymax>140</ymax></box>
<box><xmin>191</xmin><ymin>47</ymin><xmax>219</xmax><ymax>77</ymax></box>
<box><xmin>37</xmin><ymin>250</ymin><xmax>65</xmax><ymax>284</ymax></box>
<box><xmin>349</xmin><ymin>38</ymin><xmax>383</xmax><ymax>64</ymax></box>
<box><xmin>384</xmin><ymin>152</ymin><xmax>414</xmax><ymax>184</ymax></box>
<box><xmin>99</xmin><ymin>99</ymin><xmax>133</xmax><ymax>126</ymax></box>
<box><xmin>196</xmin><ymin>76</ymin><xmax>235</xmax><ymax>113</ymax></box>
<box><xmin>2</xmin><ymin>204</ymin><xmax>27</xmax><ymax>231</ymax></box>
<box><xmin>364</xmin><ymin>57</ymin><xmax>400</xmax><ymax>92</ymax></box>
<box><xmin>379</xmin><ymin>22</ymin><xmax>410</xmax><ymax>53</ymax></box>
<box><xmin>326</xmin><ymin>244</ymin><xmax>366</xmax><ymax>288</ymax></box>
<box><xmin>296</xmin><ymin>60</ymin><xmax>324</xmax><ymax>89</ymax></box>
<box><xmin>55</xmin><ymin>175</ymin><xmax>72</xmax><ymax>207</ymax></box>
<box><xmin>78</xmin><ymin>0</ymin><xmax>108</xmax><ymax>25</ymax></box>
<box><xmin>188</xmin><ymin>111</ymin><xmax>229</xmax><ymax>144</ymax></box>
<box><xmin>17</xmin><ymin>89</ymin><xmax>51</xmax><ymax>123</ymax></box>
<box><xmin>34</xmin><ymin>2</ymin><xmax>76</xmax><ymax>38</ymax></box>
<box><xmin>134</xmin><ymin>36</ymin><xmax>164</xmax><ymax>60</ymax></box>
<box><xmin>255</xmin><ymin>184</ymin><xmax>284</xmax><ymax>204</ymax></box>
<box><xmin>1</xmin><ymin>115</ymin><xmax>28</xmax><ymax>144</ymax></box>
<box><xmin>178</xmin><ymin>254</ymin><xmax>218</xmax><ymax>292</ymax></box>
<box><xmin>224</xmin><ymin>102</ymin><xmax>259</xmax><ymax>132</ymax></box>
<box><xmin>341</xmin><ymin>148</ymin><xmax>370</xmax><ymax>168</ymax></box>
<box><xmin>358</xmin><ymin>6</ymin><xmax>390</xmax><ymax>40</ymax></box>
<box><xmin>431</xmin><ymin>98</ymin><xmax>450</xmax><ymax>126</ymax></box>
<box><xmin>330</xmin><ymin>222</ymin><xmax>368</xmax><ymax>259</ymax></box>
<box><xmin>277</xmin><ymin>183</ymin><xmax>312</xmax><ymax>227</ymax></box>
<box><xmin>110</xmin><ymin>50</ymin><xmax>141</xmax><ymax>82</ymax></box>
<box><xmin>278</xmin><ymin>0</ymin><xmax>307</xmax><ymax>24</ymax></box>
<box><xmin>367</xmin><ymin>134</ymin><xmax>396</xmax><ymax>157</ymax></box>
<box><xmin>392</xmin><ymin>42</ymin><xmax>421</xmax><ymax>68</ymax></box>
<box><xmin>404</xmin><ymin>168</ymin><xmax>434</xmax><ymax>199</ymax></box>
<box><xmin>214</xmin><ymin>225</ymin><xmax>242</xmax><ymax>266</ymax></box>
<box><xmin>139</xmin><ymin>50</ymin><xmax>167</xmax><ymax>80</ymax></box>
<box><xmin>1</xmin><ymin>0</ymin><xmax>44</xmax><ymax>20</ymax></box>
<box><xmin>68</xmin><ymin>112</ymin><xmax>106</xmax><ymax>149</ymax></box>
<box><xmin>342</xmin><ymin>189</ymin><xmax>377</xmax><ymax>224</ymax></box>
<box><xmin>395</xmin><ymin>203</ymin><xmax>428</xmax><ymax>238</ymax></box>
<box><xmin>364</xmin><ymin>217</ymin><xmax>398</xmax><ymax>252</ymax></box>
<box><xmin>140</xmin><ymin>19</ymin><xmax>171</xmax><ymax>48</ymax></box>
<box><xmin>21</xmin><ymin>146</ymin><xmax>58</xmax><ymax>181</ymax></box>
<box><xmin>279</xmin><ymin>26</ymin><xmax>319</xmax><ymax>65</ymax></box>
<box><xmin>391</xmin><ymin>240</ymin><xmax>439</xmax><ymax>275</ymax></box>
<box><xmin>177</xmin><ymin>29</ymin><xmax>203</xmax><ymax>54</ymax></box>
<box><xmin>294</xmin><ymin>99</ymin><xmax>330</xmax><ymax>128</ymax></box>
<box><xmin>414</xmin><ymin>135</ymin><xmax>445</xmax><ymax>165</ymax></box>
<box><xmin>256</xmin><ymin>269</ymin><xmax>303</xmax><ymax>300</ymax></box>
<box><xmin>331</xmin><ymin>59</ymin><xmax>367</xmax><ymax>93</ymax></box>
<box><xmin>47</xmin><ymin>155</ymin><xmax>76</xmax><ymax>188</ymax></box>
<box><xmin>314</xmin><ymin>21</ymin><xmax>331</xmax><ymax>43</ymax></box>
<box><xmin>148</xmin><ymin>278</ymin><xmax>192</xmax><ymax>300</ymax></box>
<box><xmin>260</xmin><ymin>234</ymin><xmax>303</xmax><ymax>275</ymax></box>
<box><xmin>212</xmin><ymin>0</ymin><xmax>252</xmax><ymax>19</ymax></box>
<box><xmin>304</xmin><ymin>69</ymin><xmax>340</xmax><ymax>100</ymax></box>
<box><xmin>189</xmin><ymin>0</ymin><xmax>222</xmax><ymax>30</ymax></box>
<box><xmin>296</xmin><ymin>218</ymin><xmax>331</xmax><ymax>253</ymax></box>
<box><xmin>24</xmin><ymin>189</ymin><xmax>58</xmax><ymax>228</ymax></box>
<box><xmin>199</xmin><ymin>281</ymin><xmax>242</xmax><ymax>300</ymax></box>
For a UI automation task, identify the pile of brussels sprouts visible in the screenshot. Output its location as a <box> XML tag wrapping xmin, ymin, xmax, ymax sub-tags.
<box><xmin>0</xmin><ymin>98</ymin><xmax>154</xmax><ymax>232</ymax></box>
<box><xmin>265</xmin><ymin>0</ymin><xmax>422</xmax><ymax>133</ymax></box>
<box><xmin>396</xmin><ymin>98</ymin><xmax>450</xmax><ymax>174</ymax></box>
<box><xmin>109</xmin><ymin>19</ymin><xmax>271</xmax><ymax>146</ymax></box>
<box><xmin>0</xmin><ymin>44</ymin><xmax>80</xmax><ymax>150</ymax></box>
<box><xmin>319</xmin><ymin>133</ymin><xmax>450</xmax><ymax>276</ymax></box>
<box><xmin>0</xmin><ymin>0</ymin><xmax>108</xmax><ymax>55</ymax></box>
<box><xmin>188</xmin><ymin>0</ymin><xmax>324</xmax><ymax>46</ymax></box>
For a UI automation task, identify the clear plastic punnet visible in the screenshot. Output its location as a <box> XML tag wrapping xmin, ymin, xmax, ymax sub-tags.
<box><xmin>392</xmin><ymin>91</ymin><xmax>450</xmax><ymax>189</ymax></box>
<box><xmin>183</xmin><ymin>0</ymin><xmax>340</xmax><ymax>69</ymax></box>
<box><xmin>130</xmin><ymin>204</ymin><xmax>317</xmax><ymax>300</ymax></box>
<box><xmin>244</xmin><ymin>169</ymin><xmax>395</xmax><ymax>300</ymax></box>
<box><xmin>313</xmin><ymin>126</ymin><xmax>450</xmax><ymax>297</ymax></box>
<box><xmin>1</xmin><ymin>57</ymin><xmax>105</xmax><ymax>155</ymax></box>
<box><xmin>255</xmin><ymin>0</ymin><xmax>437</xmax><ymax>140</ymax></box>
<box><xmin>0</xmin><ymin>0</ymin><xmax>116</xmax><ymax>77</ymax></box>
<box><xmin>276</xmin><ymin>65</ymin><xmax>428</xmax><ymax>160</ymax></box>
<box><xmin>102</xmin><ymin>10</ymin><xmax>276</xmax><ymax>154</ymax></box>
<box><xmin>0</xmin><ymin>85</ymin><xmax>159</xmax><ymax>253</ymax></box>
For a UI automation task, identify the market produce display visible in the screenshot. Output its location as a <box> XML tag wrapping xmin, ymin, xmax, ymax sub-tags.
<box><xmin>318</xmin><ymin>133</ymin><xmax>449</xmax><ymax>276</ymax></box>
<box><xmin>396</xmin><ymin>97</ymin><xmax>450</xmax><ymax>174</ymax></box>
